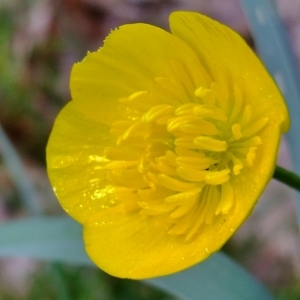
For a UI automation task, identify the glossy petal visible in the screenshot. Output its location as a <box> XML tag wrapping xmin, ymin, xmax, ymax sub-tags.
<box><xmin>84</xmin><ymin>118</ymin><xmax>285</xmax><ymax>280</ymax></box>
<box><xmin>84</xmin><ymin>202</ymin><xmax>238</xmax><ymax>279</ymax></box>
<box><xmin>46</xmin><ymin>101</ymin><xmax>116</xmax><ymax>223</ymax></box>
<box><xmin>71</xmin><ymin>23</ymin><xmax>210</xmax><ymax>124</ymax></box>
<box><xmin>47</xmin><ymin>11</ymin><xmax>289</xmax><ymax>279</ymax></box>
<box><xmin>169</xmin><ymin>12</ymin><xmax>289</xmax><ymax>132</ymax></box>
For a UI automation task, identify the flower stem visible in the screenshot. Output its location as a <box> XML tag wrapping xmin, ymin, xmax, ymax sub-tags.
<box><xmin>273</xmin><ymin>165</ymin><xmax>300</xmax><ymax>191</ymax></box>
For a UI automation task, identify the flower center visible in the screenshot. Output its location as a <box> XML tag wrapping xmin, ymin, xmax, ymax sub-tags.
<box><xmin>103</xmin><ymin>81</ymin><xmax>268</xmax><ymax>241</ymax></box>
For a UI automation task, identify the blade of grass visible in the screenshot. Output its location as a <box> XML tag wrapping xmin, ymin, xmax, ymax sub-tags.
<box><xmin>0</xmin><ymin>125</ymin><xmax>42</xmax><ymax>215</ymax></box>
<box><xmin>146</xmin><ymin>252</ymin><xmax>274</xmax><ymax>300</ymax></box>
<box><xmin>48</xmin><ymin>263</ymin><xmax>73</xmax><ymax>300</ymax></box>
<box><xmin>0</xmin><ymin>216</ymin><xmax>93</xmax><ymax>265</ymax></box>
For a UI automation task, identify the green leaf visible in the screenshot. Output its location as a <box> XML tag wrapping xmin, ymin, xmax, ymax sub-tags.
<box><xmin>147</xmin><ymin>252</ymin><xmax>274</xmax><ymax>300</ymax></box>
<box><xmin>0</xmin><ymin>216</ymin><xmax>93</xmax><ymax>266</ymax></box>
<box><xmin>0</xmin><ymin>217</ymin><xmax>274</xmax><ymax>300</ymax></box>
<box><xmin>240</xmin><ymin>0</ymin><xmax>300</xmax><ymax>225</ymax></box>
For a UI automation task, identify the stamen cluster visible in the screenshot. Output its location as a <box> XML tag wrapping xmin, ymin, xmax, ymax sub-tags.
<box><xmin>104</xmin><ymin>82</ymin><xmax>267</xmax><ymax>241</ymax></box>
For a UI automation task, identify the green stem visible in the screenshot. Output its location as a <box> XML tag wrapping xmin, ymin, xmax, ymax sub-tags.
<box><xmin>273</xmin><ymin>165</ymin><xmax>300</xmax><ymax>191</ymax></box>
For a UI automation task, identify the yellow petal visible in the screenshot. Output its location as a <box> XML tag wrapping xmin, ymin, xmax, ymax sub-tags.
<box><xmin>84</xmin><ymin>204</ymin><xmax>239</xmax><ymax>279</ymax></box>
<box><xmin>169</xmin><ymin>11</ymin><xmax>289</xmax><ymax>132</ymax></box>
<box><xmin>231</xmin><ymin>120</ymin><xmax>283</xmax><ymax>219</ymax></box>
<box><xmin>46</xmin><ymin>101</ymin><xmax>117</xmax><ymax>224</ymax></box>
<box><xmin>71</xmin><ymin>22</ymin><xmax>211</xmax><ymax>123</ymax></box>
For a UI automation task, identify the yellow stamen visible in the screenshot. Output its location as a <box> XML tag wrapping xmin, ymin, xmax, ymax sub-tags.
<box><xmin>246</xmin><ymin>147</ymin><xmax>258</xmax><ymax>166</ymax></box>
<box><xmin>177</xmin><ymin>166</ymin><xmax>206</xmax><ymax>182</ymax></box>
<box><xmin>205</xmin><ymin>169</ymin><xmax>230</xmax><ymax>185</ymax></box>
<box><xmin>158</xmin><ymin>173</ymin><xmax>198</xmax><ymax>192</ymax></box>
<box><xmin>175</xmin><ymin>137</ymin><xmax>199</xmax><ymax>149</ymax></box>
<box><xmin>242</xmin><ymin>118</ymin><xmax>269</xmax><ymax>137</ymax></box>
<box><xmin>128</xmin><ymin>91</ymin><xmax>148</xmax><ymax>101</ymax></box>
<box><xmin>165</xmin><ymin>150</ymin><xmax>178</xmax><ymax>165</ymax></box>
<box><xmin>154</xmin><ymin>161</ymin><xmax>177</xmax><ymax>176</ymax></box>
<box><xmin>122</xmin><ymin>121</ymin><xmax>143</xmax><ymax>140</ymax></box>
<box><xmin>142</xmin><ymin>105</ymin><xmax>174</xmax><ymax>123</ymax></box>
<box><xmin>193</xmin><ymin>104</ymin><xmax>227</xmax><ymax>121</ymax></box>
<box><xmin>229</xmin><ymin>84</ymin><xmax>244</xmax><ymax>123</ymax></box>
<box><xmin>231</xmin><ymin>124</ymin><xmax>243</xmax><ymax>140</ymax></box>
<box><xmin>230</xmin><ymin>154</ymin><xmax>243</xmax><ymax>175</ymax></box>
<box><xmin>185</xmin><ymin>188</ymin><xmax>211</xmax><ymax>241</ymax></box>
<box><xmin>175</xmin><ymin>103</ymin><xmax>200</xmax><ymax>116</ymax></box>
<box><xmin>239</xmin><ymin>105</ymin><xmax>252</xmax><ymax>126</ymax></box>
<box><xmin>215</xmin><ymin>182</ymin><xmax>234</xmax><ymax>215</ymax></box>
<box><xmin>103</xmin><ymin>94</ymin><xmax>265</xmax><ymax>241</ymax></box>
<box><xmin>193</xmin><ymin>136</ymin><xmax>227</xmax><ymax>152</ymax></box>
<box><xmin>104</xmin><ymin>160</ymin><xmax>138</xmax><ymax>170</ymax></box>
<box><xmin>205</xmin><ymin>187</ymin><xmax>221</xmax><ymax>224</ymax></box>
<box><xmin>179</xmin><ymin>123</ymin><xmax>219</xmax><ymax>136</ymax></box>
<box><xmin>194</xmin><ymin>86</ymin><xmax>211</xmax><ymax>98</ymax></box>
<box><xmin>176</xmin><ymin>156</ymin><xmax>218</xmax><ymax>170</ymax></box>
<box><xmin>167</xmin><ymin>115</ymin><xmax>198</xmax><ymax>132</ymax></box>
<box><xmin>164</xmin><ymin>187</ymin><xmax>203</xmax><ymax>203</ymax></box>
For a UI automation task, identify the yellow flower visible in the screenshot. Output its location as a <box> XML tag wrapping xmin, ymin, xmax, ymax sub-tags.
<box><xmin>47</xmin><ymin>12</ymin><xmax>289</xmax><ymax>279</ymax></box>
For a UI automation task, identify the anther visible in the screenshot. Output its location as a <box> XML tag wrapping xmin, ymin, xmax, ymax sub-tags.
<box><xmin>193</xmin><ymin>136</ymin><xmax>227</xmax><ymax>152</ymax></box>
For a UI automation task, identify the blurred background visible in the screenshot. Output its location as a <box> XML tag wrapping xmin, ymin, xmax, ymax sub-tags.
<box><xmin>0</xmin><ymin>0</ymin><xmax>300</xmax><ymax>299</ymax></box>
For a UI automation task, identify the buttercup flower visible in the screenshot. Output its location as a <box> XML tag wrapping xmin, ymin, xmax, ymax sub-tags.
<box><xmin>47</xmin><ymin>12</ymin><xmax>289</xmax><ymax>279</ymax></box>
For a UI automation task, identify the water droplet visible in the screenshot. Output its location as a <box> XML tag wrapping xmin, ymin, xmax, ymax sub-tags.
<box><xmin>230</xmin><ymin>228</ymin><xmax>234</xmax><ymax>232</ymax></box>
<box><xmin>181</xmin><ymin>256</ymin><xmax>185</xmax><ymax>260</ymax></box>
<box><xmin>205</xmin><ymin>248</ymin><xmax>210</xmax><ymax>254</ymax></box>
<box><xmin>91</xmin><ymin>189</ymin><xmax>102</xmax><ymax>200</ymax></box>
